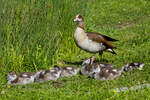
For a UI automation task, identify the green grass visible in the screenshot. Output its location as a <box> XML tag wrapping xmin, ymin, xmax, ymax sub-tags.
<box><xmin>0</xmin><ymin>0</ymin><xmax>150</xmax><ymax>99</ymax></box>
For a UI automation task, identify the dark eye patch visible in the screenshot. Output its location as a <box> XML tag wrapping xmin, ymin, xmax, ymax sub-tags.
<box><xmin>78</xmin><ymin>14</ymin><xmax>82</xmax><ymax>18</ymax></box>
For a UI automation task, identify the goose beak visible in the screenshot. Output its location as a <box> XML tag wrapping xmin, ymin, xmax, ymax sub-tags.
<box><xmin>73</xmin><ymin>18</ymin><xmax>78</xmax><ymax>22</ymax></box>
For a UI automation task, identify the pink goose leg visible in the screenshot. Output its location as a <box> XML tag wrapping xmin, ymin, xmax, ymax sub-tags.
<box><xmin>90</xmin><ymin>55</ymin><xmax>95</xmax><ymax>65</ymax></box>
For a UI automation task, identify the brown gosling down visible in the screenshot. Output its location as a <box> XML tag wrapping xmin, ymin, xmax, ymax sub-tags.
<box><xmin>90</xmin><ymin>66</ymin><xmax>124</xmax><ymax>80</ymax></box>
<box><xmin>54</xmin><ymin>65</ymin><xmax>80</xmax><ymax>77</ymax></box>
<box><xmin>7</xmin><ymin>71</ymin><xmax>35</xmax><ymax>85</ymax></box>
<box><xmin>81</xmin><ymin>58</ymin><xmax>114</xmax><ymax>76</ymax></box>
<box><xmin>81</xmin><ymin>58</ymin><xmax>124</xmax><ymax>80</ymax></box>
<box><xmin>34</xmin><ymin>68</ymin><xmax>61</xmax><ymax>83</ymax></box>
<box><xmin>123</xmin><ymin>62</ymin><xmax>145</xmax><ymax>71</ymax></box>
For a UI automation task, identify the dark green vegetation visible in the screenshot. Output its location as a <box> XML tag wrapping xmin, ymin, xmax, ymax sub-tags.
<box><xmin>0</xmin><ymin>0</ymin><xmax>150</xmax><ymax>99</ymax></box>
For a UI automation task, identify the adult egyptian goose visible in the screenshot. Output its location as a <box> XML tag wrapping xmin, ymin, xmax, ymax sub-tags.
<box><xmin>54</xmin><ymin>65</ymin><xmax>80</xmax><ymax>77</ymax></box>
<box><xmin>7</xmin><ymin>71</ymin><xmax>35</xmax><ymax>85</ymax></box>
<box><xmin>74</xmin><ymin>14</ymin><xmax>118</xmax><ymax>65</ymax></box>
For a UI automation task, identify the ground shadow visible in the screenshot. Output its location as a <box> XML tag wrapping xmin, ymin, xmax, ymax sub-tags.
<box><xmin>63</xmin><ymin>60</ymin><xmax>83</xmax><ymax>65</ymax></box>
<box><xmin>63</xmin><ymin>58</ymin><xmax>109</xmax><ymax>66</ymax></box>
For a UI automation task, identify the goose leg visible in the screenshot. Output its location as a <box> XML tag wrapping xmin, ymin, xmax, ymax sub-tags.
<box><xmin>90</xmin><ymin>55</ymin><xmax>95</xmax><ymax>65</ymax></box>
